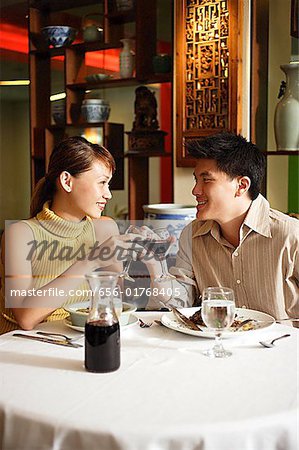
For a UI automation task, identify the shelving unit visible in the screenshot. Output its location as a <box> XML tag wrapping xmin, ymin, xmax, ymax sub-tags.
<box><xmin>28</xmin><ymin>0</ymin><xmax>173</xmax><ymax>218</ymax></box>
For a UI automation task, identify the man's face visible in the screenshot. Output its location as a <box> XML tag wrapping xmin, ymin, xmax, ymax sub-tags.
<box><xmin>192</xmin><ymin>159</ymin><xmax>239</xmax><ymax>224</ymax></box>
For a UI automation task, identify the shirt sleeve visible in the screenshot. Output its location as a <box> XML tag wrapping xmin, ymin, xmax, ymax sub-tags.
<box><xmin>284</xmin><ymin>237</ymin><xmax>299</xmax><ymax>325</ymax></box>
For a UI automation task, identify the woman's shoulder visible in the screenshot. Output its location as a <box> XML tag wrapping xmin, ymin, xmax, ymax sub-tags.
<box><xmin>5</xmin><ymin>220</ymin><xmax>35</xmax><ymax>240</ymax></box>
<box><xmin>91</xmin><ymin>216</ymin><xmax>120</xmax><ymax>241</ymax></box>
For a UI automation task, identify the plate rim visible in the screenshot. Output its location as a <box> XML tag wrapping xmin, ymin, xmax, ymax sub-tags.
<box><xmin>161</xmin><ymin>307</ymin><xmax>275</xmax><ymax>339</ymax></box>
<box><xmin>64</xmin><ymin>314</ymin><xmax>138</xmax><ymax>333</ymax></box>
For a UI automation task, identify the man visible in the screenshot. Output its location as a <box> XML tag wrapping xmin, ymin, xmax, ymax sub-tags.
<box><xmin>148</xmin><ymin>132</ymin><xmax>299</xmax><ymax>320</ymax></box>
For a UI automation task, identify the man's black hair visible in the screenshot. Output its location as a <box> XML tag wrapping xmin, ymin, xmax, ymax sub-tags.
<box><xmin>185</xmin><ymin>132</ymin><xmax>266</xmax><ymax>200</ymax></box>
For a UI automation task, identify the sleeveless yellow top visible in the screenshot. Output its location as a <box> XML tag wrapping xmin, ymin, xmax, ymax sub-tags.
<box><xmin>0</xmin><ymin>202</ymin><xmax>96</xmax><ymax>334</ymax></box>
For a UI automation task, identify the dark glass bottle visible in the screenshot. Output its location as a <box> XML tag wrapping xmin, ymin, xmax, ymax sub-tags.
<box><xmin>85</xmin><ymin>271</ymin><xmax>120</xmax><ymax>373</ymax></box>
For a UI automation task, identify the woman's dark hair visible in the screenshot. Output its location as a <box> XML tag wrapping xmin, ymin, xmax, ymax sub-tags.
<box><xmin>30</xmin><ymin>136</ymin><xmax>115</xmax><ymax>217</ymax></box>
<box><xmin>185</xmin><ymin>132</ymin><xmax>266</xmax><ymax>200</ymax></box>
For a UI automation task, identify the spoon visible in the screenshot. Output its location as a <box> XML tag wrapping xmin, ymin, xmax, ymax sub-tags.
<box><xmin>259</xmin><ymin>334</ymin><xmax>290</xmax><ymax>348</ymax></box>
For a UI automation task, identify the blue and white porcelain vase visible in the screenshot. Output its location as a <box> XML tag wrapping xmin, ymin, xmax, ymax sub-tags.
<box><xmin>119</xmin><ymin>39</ymin><xmax>134</xmax><ymax>78</ymax></box>
<box><xmin>274</xmin><ymin>62</ymin><xmax>299</xmax><ymax>151</ymax></box>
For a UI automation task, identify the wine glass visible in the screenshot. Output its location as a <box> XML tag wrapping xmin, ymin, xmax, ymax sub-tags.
<box><xmin>201</xmin><ymin>287</ymin><xmax>236</xmax><ymax>358</ymax></box>
<box><xmin>119</xmin><ymin>225</ymin><xmax>137</xmax><ymax>282</ymax></box>
<box><xmin>146</xmin><ymin>227</ymin><xmax>175</xmax><ymax>283</ymax></box>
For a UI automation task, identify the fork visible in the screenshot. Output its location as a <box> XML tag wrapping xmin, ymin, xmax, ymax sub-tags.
<box><xmin>138</xmin><ymin>318</ymin><xmax>153</xmax><ymax>328</ymax></box>
<box><xmin>259</xmin><ymin>334</ymin><xmax>290</xmax><ymax>348</ymax></box>
<box><xmin>36</xmin><ymin>331</ymin><xmax>83</xmax><ymax>344</ymax></box>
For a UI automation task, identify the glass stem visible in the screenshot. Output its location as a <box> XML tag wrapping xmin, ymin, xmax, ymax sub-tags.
<box><xmin>213</xmin><ymin>332</ymin><xmax>223</xmax><ymax>351</ymax></box>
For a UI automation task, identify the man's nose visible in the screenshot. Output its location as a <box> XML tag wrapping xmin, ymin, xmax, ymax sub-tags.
<box><xmin>192</xmin><ymin>182</ymin><xmax>203</xmax><ymax>196</ymax></box>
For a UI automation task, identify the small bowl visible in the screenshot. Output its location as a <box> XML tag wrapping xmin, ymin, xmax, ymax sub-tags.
<box><xmin>85</xmin><ymin>74</ymin><xmax>112</xmax><ymax>83</ymax></box>
<box><xmin>41</xmin><ymin>26</ymin><xmax>77</xmax><ymax>48</ymax></box>
<box><xmin>64</xmin><ymin>301</ymin><xmax>137</xmax><ymax>327</ymax></box>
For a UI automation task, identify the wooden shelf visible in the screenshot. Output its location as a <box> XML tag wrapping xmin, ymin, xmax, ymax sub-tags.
<box><xmin>30</xmin><ymin>41</ymin><xmax>121</xmax><ymax>57</ymax></box>
<box><xmin>30</xmin><ymin>0</ymin><xmax>100</xmax><ymax>12</ymax></box>
<box><xmin>47</xmin><ymin>121</ymin><xmax>122</xmax><ymax>129</ymax></box>
<box><xmin>68</xmin><ymin>73</ymin><xmax>172</xmax><ymax>90</ymax></box>
<box><xmin>125</xmin><ymin>150</ymin><xmax>172</xmax><ymax>158</ymax></box>
<box><xmin>264</xmin><ymin>151</ymin><xmax>299</xmax><ymax>155</ymax></box>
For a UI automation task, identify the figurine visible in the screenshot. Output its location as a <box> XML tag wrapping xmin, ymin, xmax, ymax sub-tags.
<box><xmin>133</xmin><ymin>86</ymin><xmax>159</xmax><ymax>130</ymax></box>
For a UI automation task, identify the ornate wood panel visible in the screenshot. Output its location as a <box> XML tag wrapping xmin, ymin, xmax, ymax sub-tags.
<box><xmin>176</xmin><ymin>0</ymin><xmax>241</xmax><ymax>166</ymax></box>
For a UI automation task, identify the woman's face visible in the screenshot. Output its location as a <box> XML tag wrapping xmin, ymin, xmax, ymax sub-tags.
<box><xmin>67</xmin><ymin>160</ymin><xmax>112</xmax><ymax>219</ymax></box>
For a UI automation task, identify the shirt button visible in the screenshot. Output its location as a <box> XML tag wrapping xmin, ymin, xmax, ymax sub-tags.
<box><xmin>234</xmin><ymin>252</ymin><xmax>239</xmax><ymax>257</ymax></box>
<box><xmin>236</xmin><ymin>279</ymin><xmax>241</xmax><ymax>284</ymax></box>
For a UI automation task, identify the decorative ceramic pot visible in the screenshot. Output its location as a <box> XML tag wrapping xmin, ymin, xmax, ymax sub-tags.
<box><xmin>41</xmin><ymin>26</ymin><xmax>77</xmax><ymax>48</ymax></box>
<box><xmin>153</xmin><ymin>54</ymin><xmax>171</xmax><ymax>74</ymax></box>
<box><xmin>274</xmin><ymin>62</ymin><xmax>299</xmax><ymax>151</ymax></box>
<box><xmin>52</xmin><ymin>103</ymin><xmax>65</xmax><ymax>125</ymax></box>
<box><xmin>82</xmin><ymin>14</ymin><xmax>103</xmax><ymax>43</ymax></box>
<box><xmin>81</xmin><ymin>99</ymin><xmax>110</xmax><ymax>123</ymax></box>
<box><xmin>83</xmin><ymin>25</ymin><xmax>103</xmax><ymax>43</ymax></box>
<box><xmin>119</xmin><ymin>38</ymin><xmax>134</xmax><ymax>78</ymax></box>
<box><xmin>143</xmin><ymin>204</ymin><xmax>196</xmax><ymax>256</ymax></box>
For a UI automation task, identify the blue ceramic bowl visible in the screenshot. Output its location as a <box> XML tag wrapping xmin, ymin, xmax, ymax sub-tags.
<box><xmin>41</xmin><ymin>26</ymin><xmax>77</xmax><ymax>48</ymax></box>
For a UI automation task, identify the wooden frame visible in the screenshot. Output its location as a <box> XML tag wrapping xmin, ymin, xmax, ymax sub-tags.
<box><xmin>175</xmin><ymin>0</ymin><xmax>242</xmax><ymax>167</ymax></box>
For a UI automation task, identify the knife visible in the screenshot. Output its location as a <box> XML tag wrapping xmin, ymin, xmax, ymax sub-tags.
<box><xmin>171</xmin><ymin>307</ymin><xmax>201</xmax><ymax>331</ymax></box>
<box><xmin>13</xmin><ymin>333</ymin><xmax>82</xmax><ymax>348</ymax></box>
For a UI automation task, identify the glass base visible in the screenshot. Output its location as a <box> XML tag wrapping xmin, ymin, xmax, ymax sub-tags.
<box><xmin>119</xmin><ymin>272</ymin><xmax>135</xmax><ymax>283</ymax></box>
<box><xmin>154</xmin><ymin>273</ymin><xmax>176</xmax><ymax>283</ymax></box>
<box><xmin>202</xmin><ymin>346</ymin><xmax>232</xmax><ymax>358</ymax></box>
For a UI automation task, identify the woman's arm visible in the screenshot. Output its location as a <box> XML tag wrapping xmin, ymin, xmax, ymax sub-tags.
<box><xmin>4</xmin><ymin>219</ymin><xmax>133</xmax><ymax>330</ymax></box>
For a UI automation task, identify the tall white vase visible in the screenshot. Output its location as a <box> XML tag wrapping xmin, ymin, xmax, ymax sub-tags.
<box><xmin>274</xmin><ymin>62</ymin><xmax>299</xmax><ymax>151</ymax></box>
<box><xmin>119</xmin><ymin>38</ymin><xmax>134</xmax><ymax>78</ymax></box>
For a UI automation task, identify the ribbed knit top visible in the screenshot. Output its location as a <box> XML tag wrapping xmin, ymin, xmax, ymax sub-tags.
<box><xmin>0</xmin><ymin>202</ymin><xmax>96</xmax><ymax>334</ymax></box>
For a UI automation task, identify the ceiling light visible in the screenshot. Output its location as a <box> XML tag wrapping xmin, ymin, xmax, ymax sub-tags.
<box><xmin>50</xmin><ymin>92</ymin><xmax>66</xmax><ymax>101</ymax></box>
<box><xmin>0</xmin><ymin>80</ymin><xmax>30</xmax><ymax>86</ymax></box>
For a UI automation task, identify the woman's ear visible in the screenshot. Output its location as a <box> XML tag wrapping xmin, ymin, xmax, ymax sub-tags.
<box><xmin>235</xmin><ymin>176</ymin><xmax>251</xmax><ymax>197</ymax></box>
<box><xmin>59</xmin><ymin>171</ymin><xmax>72</xmax><ymax>193</ymax></box>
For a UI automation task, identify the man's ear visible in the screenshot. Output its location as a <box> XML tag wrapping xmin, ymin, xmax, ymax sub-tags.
<box><xmin>59</xmin><ymin>171</ymin><xmax>72</xmax><ymax>193</ymax></box>
<box><xmin>235</xmin><ymin>176</ymin><xmax>251</xmax><ymax>197</ymax></box>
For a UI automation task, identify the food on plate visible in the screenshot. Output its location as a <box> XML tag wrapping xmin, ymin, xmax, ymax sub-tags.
<box><xmin>188</xmin><ymin>309</ymin><xmax>257</xmax><ymax>331</ymax></box>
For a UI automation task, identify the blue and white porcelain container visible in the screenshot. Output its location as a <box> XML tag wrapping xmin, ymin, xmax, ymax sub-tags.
<box><xmin>41</xmin><ymin>26</ymin><xmax>77</xmax><ymax>48</ymax></box>
<box><xmin>143</xmin><ymin>204</ymin><xmax>196</xmax><ymax>255</ymax></box>
<box><xmin>81</xmin><ymin>99</ymin><xmax>110</xmax><ymax>123</ymax></box>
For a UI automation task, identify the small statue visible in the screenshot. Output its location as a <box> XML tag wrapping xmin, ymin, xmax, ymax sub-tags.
<box><xmin>133</xmin><ymin>86</ymin><xmax>159</xmax><ymax>130</ymax></box>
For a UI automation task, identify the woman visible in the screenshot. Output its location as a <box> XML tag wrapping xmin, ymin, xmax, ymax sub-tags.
<box><xmin>0</xmin><ymin>136</ymin><xmax>136</xmax><ymax>334</ymax></box>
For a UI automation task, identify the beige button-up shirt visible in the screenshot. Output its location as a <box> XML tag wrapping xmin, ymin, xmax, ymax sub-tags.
<box><xmin>166</xmin><ymin>195</ymin><xmax>299</xmax><ymax>320</ymax></box>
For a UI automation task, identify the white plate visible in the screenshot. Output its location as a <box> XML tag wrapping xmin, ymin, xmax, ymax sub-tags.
<box><xmin>64</xmin><ymin>314</ymin><xmax>138</xmax><ymax>333</ymax></box>
<box><xmin>161</xmin><ymin>307</ymin><xmax>275</xmax><ymax>339</ymax></box>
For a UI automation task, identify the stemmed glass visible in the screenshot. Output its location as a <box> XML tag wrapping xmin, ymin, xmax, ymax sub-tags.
<box><xmin>148</xmin><ymin>227</ymin><xmax>175</xmax><ymax>282</ymax></box>
<box><xmin>119</xmin><ymin>225</ymin><xmax>136</xmax><ymax>283</ymax></box>
<box><xmin>201</xmin><ymin>287</ymin><xmax>236</xmax><ymax>358</ymax></box>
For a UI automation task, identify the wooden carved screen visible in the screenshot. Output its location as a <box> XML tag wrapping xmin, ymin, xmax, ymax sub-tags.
<box><xmin>176</xmin><ymin>0</ymin><xmax>241</xmax><ymax>166</ymax></box>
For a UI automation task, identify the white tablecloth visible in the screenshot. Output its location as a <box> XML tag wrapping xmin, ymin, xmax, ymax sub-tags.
<box><xmin>0</xmin><ymin>312</ymin><xmax>298</xmax><ymax>450</ymax></box>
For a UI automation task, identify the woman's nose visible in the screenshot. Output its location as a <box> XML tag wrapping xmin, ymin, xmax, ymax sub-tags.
<box><xmin>104</xmin><ymin>187</ymin><xmax>112</xmax><ymax>200</ymax></box>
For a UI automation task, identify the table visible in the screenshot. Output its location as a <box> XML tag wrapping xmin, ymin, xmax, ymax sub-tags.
<box><xmin>0</xmin><ymin>312</ymin><xmax>298</xmax><ymax>450</ymax></box>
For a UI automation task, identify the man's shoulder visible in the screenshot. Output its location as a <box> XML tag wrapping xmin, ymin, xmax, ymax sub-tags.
<box><xmin>269</xmin><ymin>208</ymin><xmax>299</xmax><ymax>236</ymax></box>
<box><xmin>180</xmin><ymin>219</ymin><xmax>211</xmax><ymax>239</ymax></box>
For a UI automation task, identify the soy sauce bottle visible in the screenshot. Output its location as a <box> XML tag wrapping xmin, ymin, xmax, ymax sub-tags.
<box><xmin>85</xmin><ymin>271</ymin><xmax>120</xmax><ymax>373</ymax></box>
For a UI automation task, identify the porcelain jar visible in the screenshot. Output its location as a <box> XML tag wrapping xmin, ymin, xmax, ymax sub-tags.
<box><xmin>274</xmin><ymin>62</ymin><xmax>299</xmax><ymax>151</ymax></box>
<box><xmin>119</xmin><ymin>38</ymin><xmax>134</xmax><ymax>78</ymax></box>
<box><xmin>143</xmin><ymin>204</ymin><xmax>196</xmax><ymax>256</ymax></box>
<box><xmin>81</xmin><ymin>99</ymin><xmax>110</xmax><ymax>123</ymax></box>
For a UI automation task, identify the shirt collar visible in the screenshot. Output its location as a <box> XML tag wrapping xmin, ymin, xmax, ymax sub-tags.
<box><xmin>243</xmin><ymin>194</ymin><xmax>272</xmax><ymax>238</ymax></box>
<box><xmin>192</xmin><ymin>194</ymin><xmax>272</xmax><ymax>239</ymax></box>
